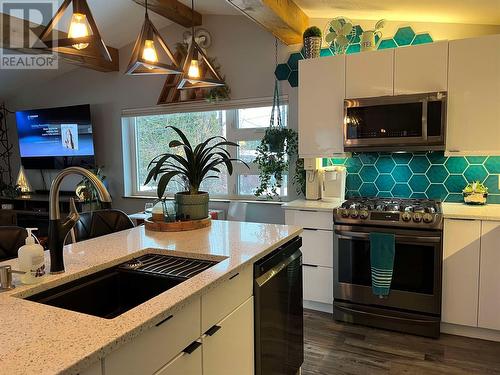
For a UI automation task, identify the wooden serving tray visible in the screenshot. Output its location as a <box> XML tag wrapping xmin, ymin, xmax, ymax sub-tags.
<box><xmin>144</xmin><ymin>217</ymin><xmax>211</xmax><ymax>232</ymax></box>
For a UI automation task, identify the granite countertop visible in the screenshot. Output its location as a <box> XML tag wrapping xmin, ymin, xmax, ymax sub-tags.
<box><xmin>282</xmin><ymin>198</ymin><xmax>343</xmax><ymax>212</ymax></box>
<box><xmin>442</xmin><ymin>202</ymin><xmax>500</xmax><ymax>221</ymax></box>
<box><xmin>0</xmin><ymin>221</ymin><xmax>302</xmax><ymax>375</ymax></box>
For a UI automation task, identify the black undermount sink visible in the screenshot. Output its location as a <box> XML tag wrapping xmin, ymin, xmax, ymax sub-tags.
<box><xmin>25</xmin><ymin>254</ymin><xmax>218</xmax><ymax>319</ymax></box>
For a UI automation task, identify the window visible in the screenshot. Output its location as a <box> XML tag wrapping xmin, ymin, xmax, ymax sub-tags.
<box><xmin>122</xmin><ymin>99</ymin><xmax>288</xmax><ymax>199</ymax></box>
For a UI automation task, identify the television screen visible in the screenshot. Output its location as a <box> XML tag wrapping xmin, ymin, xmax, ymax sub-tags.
<box><xmin>16</xmin><ymin>104</ymin><xmax>95</xmax><ymax>169</ymax></box>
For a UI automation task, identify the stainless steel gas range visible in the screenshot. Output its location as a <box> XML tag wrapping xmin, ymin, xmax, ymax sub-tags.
<box><xmin>333</xmin><ymin>197</ymin><xmax>443</xmax><ymax>338</ymax></box>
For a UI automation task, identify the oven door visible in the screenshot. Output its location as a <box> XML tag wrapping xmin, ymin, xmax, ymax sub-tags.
<box><xmin>333</xmin><ymin>225</ymin><xmax>442</xmax><ymax>315</ymax></box>
<box><xmin>343</xmin><ymin>93</ymin><xmax>446</xmax><ymax>152</ymax></box>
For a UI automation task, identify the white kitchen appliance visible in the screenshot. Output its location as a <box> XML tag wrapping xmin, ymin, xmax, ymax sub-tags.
<box><xmin>304</xmin><ymin>158</ymin><xmax>322</xmax><ymax>200</ymax></box>
<box><xmin>321</xmin><ymin>166</ymin><xmax>346</xmax><ymax>202</ymax></box>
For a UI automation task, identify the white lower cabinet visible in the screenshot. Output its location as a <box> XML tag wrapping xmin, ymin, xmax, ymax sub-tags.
<box><xmin>202</xmin><ymin>297</ymin><xmax>254</xmax><ymax>375</ymax></box>
<box><xmin>303</xmin><ymin>265</ymin><xmax>333</xmax><ymax>305</ymax></box>
<box><xmin>155</xmin><ymin>344</ymin><xmax>202</xmax><ymax>375</ymax></box>
<box><xmin>285</xmin><ymin>208</ymin><xmax>334</xmax><ymax>309</ymax></box>
<box><xmin>478</xmin><ymin>221</ymin><xmax>500</xmax><ymax>330</ymax></box>
<box><xmin>442</xmin><ymin>219</ymin><xmax>481</xmax><ymax>326</ymax></box>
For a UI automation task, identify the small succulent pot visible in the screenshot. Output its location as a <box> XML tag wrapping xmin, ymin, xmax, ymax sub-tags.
<box><xmin>303</xmin><ymin>36</ymin><xmax>322</xmax><ymax>59</ymax></box>
<box><xmin>463</xmin><ymin>191</ymin><xmax>488</xmax><ymax>205</ymax></box>
<box><xmin>174</xmin><ymin>191</ymin><xmax>209</xmax><ymax>220</ymax></box>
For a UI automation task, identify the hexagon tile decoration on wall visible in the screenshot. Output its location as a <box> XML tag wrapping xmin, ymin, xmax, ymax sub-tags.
<box><xmin>275</xmin><ymin>25</ymin><xmax>433</xmax><ymax>86</ymax></box>
<box><xmin>323</xmin><ymin>152</ymin><xmax>500</xmax><ymax>204</ymax></box>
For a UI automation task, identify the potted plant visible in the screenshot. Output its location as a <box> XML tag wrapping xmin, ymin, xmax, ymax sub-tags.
<box><xmin>303</xmin><ymin>26</ymin><xmax>322</xmax><ymax>59</ymax></box>
<box><xmin>254</xmin><ymin>127</ymin><xmax>298</xmax><ymax>200</ymax></box>
<box><xmin>463</xmin><ymin>181</ymin><xmax>488</xmax><ymax>205</ymax></box>
<box><xmin>145</xmin><ymin>126</ymin><xmax>248</xmax><ymax>220</ymax></box>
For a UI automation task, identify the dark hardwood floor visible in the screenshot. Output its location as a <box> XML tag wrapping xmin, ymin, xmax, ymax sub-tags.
<box><xmin>302</xmin><ymin>309</ymin><xmax>500</xmax><ymax>375</ymax></box>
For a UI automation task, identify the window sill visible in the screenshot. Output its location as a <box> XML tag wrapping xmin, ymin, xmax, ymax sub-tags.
<box><xmin>122</xmin><ymin>195</ymin><xmax>288</xmax><ymax>205</ymax></box>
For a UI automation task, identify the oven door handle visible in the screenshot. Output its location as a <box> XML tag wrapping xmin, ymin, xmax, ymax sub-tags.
<box><xmin>336</xmin><ymin>231</ymin><xmax>441</xmax><ymax>243</ymax></box>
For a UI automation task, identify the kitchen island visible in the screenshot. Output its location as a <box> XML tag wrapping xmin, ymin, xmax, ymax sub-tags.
<box><xmin>0</xmin><ymin>220</ymin><xmax>302</xmax><ymax>375</ymax></box>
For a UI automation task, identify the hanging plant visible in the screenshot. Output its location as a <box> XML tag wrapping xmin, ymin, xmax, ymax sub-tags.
<box><xmin>254</xmin><ymin>38</ymin><xmax>302</xmax><ymax>200</ymax></box>
<box><xmin>254</xmin><ymin>127</ymin><xmax>298</xmax><ymax>199</ymax></box>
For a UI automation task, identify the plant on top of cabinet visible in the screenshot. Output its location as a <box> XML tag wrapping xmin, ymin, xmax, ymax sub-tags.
<box><xmin>145</xmin><ymin>126</ymin><xmax>248</xmax><ymax>220</ymax></box>
<box><xmin>303</xmin><ymin>26</ymin><xmax>322</xmax><ymax>59</ymax></box>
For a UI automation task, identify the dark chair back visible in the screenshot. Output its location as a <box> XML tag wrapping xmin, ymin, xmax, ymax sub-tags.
<box><xmin>73</xmin><ymin>209</ymin><xmax>134</xmax><ymax>242</ymax></box>
<box><xmin>0</xmin><ymin>226</ymin><xmax>28</xmax><ymax>261</ymax></box>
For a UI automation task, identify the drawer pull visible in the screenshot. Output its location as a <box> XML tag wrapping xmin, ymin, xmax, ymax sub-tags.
<box><xmin>229</xmin><ymin>272</ymin><xmax>239</xmax><ymax>280</ymax></box>
<box><xmin>303</xmin><ymin>227</ymin><xmax>319</xmax><ymax>231</ymax></box>
<box><xmin>183</xmin><ymin>341</ymin><xmax>202</xmax><ymax>354</ymax></box>
<box><xmin>205</xmin><ymin>324</ymin><xmax>222</xmax><ymax>336</ymax></box>
<box><xmin>155</xmin><ymin>314</ymin><xmax>173</xmax><ymax>327</ymax></box>
<box><xmin>303</xmin><ymin>264</ymin><xmax>318</xmax><ymax>268</ymax></box>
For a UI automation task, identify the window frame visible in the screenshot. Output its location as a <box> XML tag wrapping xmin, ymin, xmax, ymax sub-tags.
<box><xmin>122</xmin><ymin>96</ymin><xmax>289</xmax><ymax>200</ymax></box>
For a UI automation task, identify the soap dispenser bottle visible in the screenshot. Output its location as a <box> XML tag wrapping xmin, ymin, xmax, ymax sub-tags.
<box><xmin>18</xmin><ymin>228</ymin><xmax>46</xmax><ymax>284</ymax></box>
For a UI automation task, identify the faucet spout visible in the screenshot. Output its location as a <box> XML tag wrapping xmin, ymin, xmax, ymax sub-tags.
<box><xmin>48</xmin><ymin>167</ymin><xmax>112</xmax><ymax>274</ymax></box>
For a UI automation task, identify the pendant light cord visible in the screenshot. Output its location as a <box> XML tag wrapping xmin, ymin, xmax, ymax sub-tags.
<box><xmin>145</xmin><ymin>0</ymin><xmax>148</xmax><ymax>17</ymax></box>
<box><xmin>191</xmin><ymin>0</ymin><xmax>195</xmax><ymax>38</ymax></box>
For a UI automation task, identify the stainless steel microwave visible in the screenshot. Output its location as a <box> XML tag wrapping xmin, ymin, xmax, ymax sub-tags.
<box><xmin>343</xmin><ymin>92</ymin><xmax>447</xmax><ymax>152</ymax></box>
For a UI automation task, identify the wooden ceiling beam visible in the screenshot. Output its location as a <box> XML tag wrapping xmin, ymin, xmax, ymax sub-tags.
<box><xmin>0</xmin><ymin>13</ymin><xmax>119</xmax><ymax>72</ymax></box>
<box><xmin>226</xmin><ymin>0</ymin><xmax>309</xmax><ymax>45</ymax></box>
<box><xmin>132</xmin><ymin>0</ymin><xmax>202</xmax><ymax>28</ymax></box>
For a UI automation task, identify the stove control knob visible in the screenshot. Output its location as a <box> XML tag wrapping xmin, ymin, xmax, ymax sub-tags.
<box><xmin>413</xmin><ymin>213</ymin><xmax>423</xmax><ymax>223</ymax></box>
<box><xmin>401</xmin><ymin>212</ymin><xmax>412</xmax><ymax>222</ymax></box>
<box><xmin>340</xmin><ymin>209</ymin><xmax>350</xmax><ymax>218</ymax></box>
<box><xmin>423</xmin><ymin>213</ymin><xmax>434</xmax><ymax>223</ymax></box>
<box><xmin>350</xmin><ymin>210</ymin><xmax>359</xmax><ymax>218</ymax></box>
<box><xmin>359</xmin><ymin>210</ymin><xmax>369</xmax><ymax>219</ymax></box>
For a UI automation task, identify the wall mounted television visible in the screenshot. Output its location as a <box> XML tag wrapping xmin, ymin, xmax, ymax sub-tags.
<box><xmin>16</xmin><ymin>104</ymin><xmax>95</xmax><ymax>169</ymax></box>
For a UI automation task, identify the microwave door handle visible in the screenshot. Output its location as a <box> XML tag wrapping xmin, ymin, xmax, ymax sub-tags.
<box><xmin>336</xmin><ymin>231</ymin><xmax>441</xmax><ymax>244</ymax></box>
<box><xmin>422</xmin><ymin>98</ymin><xmax>428</xmax><ymax>141</ymax></box>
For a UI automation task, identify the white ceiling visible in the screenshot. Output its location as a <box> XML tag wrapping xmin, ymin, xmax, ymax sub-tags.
<box><xmin>295</xmin><ymin>0</ymin><xmax>500</xmax><ymax>25</ymax></box>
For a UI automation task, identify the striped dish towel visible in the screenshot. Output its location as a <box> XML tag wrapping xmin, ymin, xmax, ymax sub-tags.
<box><xmin>369</xmin><ymin>232</ymin><xmax>395</xmax><ymax>297</ymax></box>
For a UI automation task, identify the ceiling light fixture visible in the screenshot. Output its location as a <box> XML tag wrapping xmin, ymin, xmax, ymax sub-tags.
<box><xmin>39</xmin><ymin>0</ymin><xmax>112</xmax><ymax>61</ymax></box>
<box><xmin>126</xmin><ymin>0</ymin><xmax>182</xmax><ymax>75</ymax></box>
<box><xmin>177</xmin><ymin>0</ymin><xmax>225</xmax><ymax>90</ymax></box>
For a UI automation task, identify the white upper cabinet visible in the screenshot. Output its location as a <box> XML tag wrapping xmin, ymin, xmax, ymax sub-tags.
<box><xmin>442</xmin><ymin>218</ymin><xmax>481</xmax><ymax>327</ymax></box>
<box><xmin>346</xmin><ymin>49</ymin><xmax>394</xmax><ymax>98</ymax></box>
<box><xmin>298</xmin><ymin>55</ymin><xmax>345</xmax><ymax>157</ymax></box>
<box><xmin>394</xmin><ymin>41</ymin><xmax>448</xmax><ymax>94</ymax></box>
<box><xmin>446</xmin><ymin>34</ymin><xmax>500</xmax><ymax>155</ymax></box>
<box><xmin>478</xmin><ymin>221</ymin><xmax>500</xmax><ymax>331</ymax></box>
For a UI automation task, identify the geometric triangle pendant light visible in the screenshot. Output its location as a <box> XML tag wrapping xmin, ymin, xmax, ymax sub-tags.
<box><xmin>177</xmin><ymin>0</ymin><xmax>225</xmax><ymax>90</ymax></box>
<box><xmin>176</xmin><ymin>37</ymin><xmax>225</xmax><ymax>90</ymax></box>
<box><xmin>38</xmin><ymin>0</ymin><xmax>112</xmax><ymax>62</ymax></box>
<box><xmin>126</xmin><ymin>0</ymin><xmax>183</xmax><ymax>75</ymax></box>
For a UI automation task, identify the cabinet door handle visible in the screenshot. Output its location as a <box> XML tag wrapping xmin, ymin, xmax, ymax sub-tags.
<box><xmin>155</xmin><ymin>314</ymin><xmax>173</xmax><ymax>327</ymax></box>
<box><xmin>229</xmin><ymin>272</ymin><xmax>239</xmax><ymax>280</ymax></box>
<box><xmin>303</xmin><ymin>263</ymin><xmax>318</xmax><ymax>268</ymax></box>
<box><xmin>448</xmin><ymin>150</ymin><xmax>460</xmax><ymax>153</ymax></box>
<box><xmin>303</xmin><ymin>227</ymin><xmax>318</xmax><ymax>231</ymax></box>
<box><xmin>183</xmin><ymin>341</ymin><xmax>202</xmax><ymax>354</ymax></box>
<box><xmin>205</xmin><ymin>324</ymin><xmax>222</xmax><ymax>336</ymax></box>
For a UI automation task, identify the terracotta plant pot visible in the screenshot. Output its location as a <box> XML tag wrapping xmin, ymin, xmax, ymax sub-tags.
<box><xmin>174</xmin><ymin>191</ymin><xmax>209</xmax><ymax>220</ymax></box>
<box><xmin>303</xmin><ymin>36</ymin><xmax>322</xmax><ymax>59</ymax></box>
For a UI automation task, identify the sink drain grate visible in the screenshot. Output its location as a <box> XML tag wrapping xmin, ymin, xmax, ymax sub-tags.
<box><xmin>119</xmin><ymin>254</ymin><xmax>217</xmax><ymax>279</ymax></box>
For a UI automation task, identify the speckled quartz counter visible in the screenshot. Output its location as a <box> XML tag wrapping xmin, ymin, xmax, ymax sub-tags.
<box><xmin>282</xmin><ymin>198</ymin><xmax>343</xmax><ymax>212</ymax></box>
<box><xmin>0</xmin><ymin>221</ymin><xmax>302</xmax><ymax>375</ymax></box>
<box><xmin>442</xmin><ymin>203</ymin><xmax>500</xmax><ymax>221</ymax></box>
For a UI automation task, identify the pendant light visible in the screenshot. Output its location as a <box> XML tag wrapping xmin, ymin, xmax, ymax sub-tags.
<box><xmin>39</xmin><ymin>0</ymin><xmax>111</xmax><ymax>61</ymax></box>
<box><xmin>126</xmin><ymin>0</ymin><xmax>182</xmax><ymax>75</ymax></box>
<box><xmin>177</xmin><ymin>0</ymin><xmax>225</xmax><ymax>90</ymax></box>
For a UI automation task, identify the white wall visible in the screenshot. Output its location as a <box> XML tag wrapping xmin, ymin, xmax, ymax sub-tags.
<box><xmin>6</xmin><ymin>15</ymin><xmax>298</xmax><ymax>224</ymax></box>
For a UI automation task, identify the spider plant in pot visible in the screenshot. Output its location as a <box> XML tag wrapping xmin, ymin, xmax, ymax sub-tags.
<box><xmin>145</xmin><ymin>126</ymin><xmax>248</xmax><ymax>220</ymax></box>
<box><xmin>303</xmin><ymin>26</ymin><xmax>322</xmax><ymax>59</ymax></box>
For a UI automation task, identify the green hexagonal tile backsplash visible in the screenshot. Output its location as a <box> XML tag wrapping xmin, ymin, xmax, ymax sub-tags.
<box><xmin>323</xmin><ymin>152</ymin><xmax>500</xmax><ymax>203</ymax></box>
<box><xmin>275</xmin><ymin>25</ymin><xmax>434</xmax><ymax>86</ymax></box>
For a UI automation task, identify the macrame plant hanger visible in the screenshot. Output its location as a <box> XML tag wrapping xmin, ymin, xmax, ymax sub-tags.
<box><xmin>269</xmin><ymin>38</ymin><xmax>283</xmax><ymax>130</ymax></box>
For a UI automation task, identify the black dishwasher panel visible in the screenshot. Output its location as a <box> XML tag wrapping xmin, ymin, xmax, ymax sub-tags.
<box><xmin>254</xmin><ymin>236</ymin><xmax>303</xmax><ymax>375</ymax></box>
